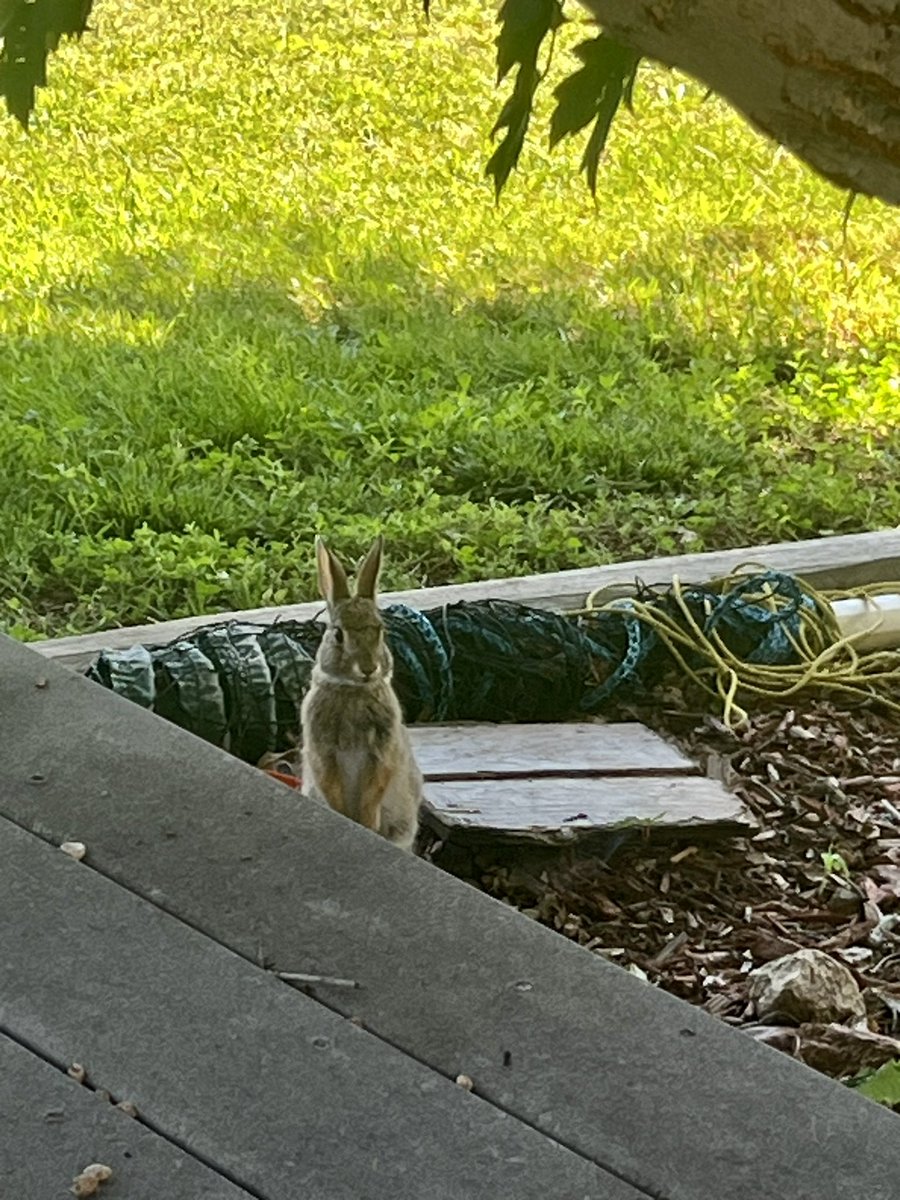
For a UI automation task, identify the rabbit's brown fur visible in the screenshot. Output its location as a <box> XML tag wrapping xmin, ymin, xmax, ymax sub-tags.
<box><xmin>300</xmin><ymin>537</ymin><xmax>422</xmax><ymax>851</ymax></box>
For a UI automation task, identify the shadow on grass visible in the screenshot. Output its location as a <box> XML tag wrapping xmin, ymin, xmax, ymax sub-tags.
<box><xmin>36</xmin><ymin>239</ymin><xmax>838</xmax><ymax>374</ymax></box>
<box><xmin>6</xmin><ymin>239</ymin><xmax>892</xmax><ymax>518</ymax></box>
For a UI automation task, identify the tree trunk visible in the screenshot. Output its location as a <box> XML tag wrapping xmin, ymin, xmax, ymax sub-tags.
<box><xmin>581</xmin><ymin>0</ymin><xmax>900</xmax><ymax>205</ymax></box>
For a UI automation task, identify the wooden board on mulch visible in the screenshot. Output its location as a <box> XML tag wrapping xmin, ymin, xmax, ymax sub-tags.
<box><xmin>428</xmin><ymin>698</ymin><xmax>900</xmax><ymax>1091</ymax></box>
<box><xmin>410</xmin><ymin>721</ymin><xmax>698</xmax><ymax>778</ymax></box>
<box><xmin>412</xmin><ymin>721</ymin><xmax>751</xmax><ymax>842</ymax></box>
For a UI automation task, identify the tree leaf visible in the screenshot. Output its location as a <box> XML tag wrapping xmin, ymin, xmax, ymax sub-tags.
<box><xmin>487</xmin><ymin>0</ymin><xmax>564</xmax><ymax>199</ymax></box>
<box><xmin>622</xmin><ymin>55</ymin><xmax>639</xmax><ymax>112</ymax></box>
<box><xmin>853</xmin><ymin>1058</ymin><xmax>900</xmax><ymax>1108</ymax></box>
<box><xmin>495</xmin><ymin>0</ymin><xmax>564</xmax><ymax>84</ymax></box>
<box><xmin>548</xmin><ymin>34</ymin><xmax>640</xmax><ymax>194</ymax></box>
<box><xmin>0</xmin><ymin>0</ymin><xmax>94</xmax><ymax>128</ymax></box>
<box><xmin>486</xmin><ymin>63</ymin><xmax>540</xmax><ymax>200</ymax></box>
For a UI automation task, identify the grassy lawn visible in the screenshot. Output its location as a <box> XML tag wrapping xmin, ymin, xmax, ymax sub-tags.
<box><xmin>1</xmin><ymin>0</ymin><xmax>898</xmax><ymax>641</ymax></box>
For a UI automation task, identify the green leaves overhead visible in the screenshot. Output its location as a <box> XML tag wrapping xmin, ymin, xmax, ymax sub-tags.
<box><xmin>550</xmin><ymin>35</ymin><xmax>641</xmax><ymax>195</ymax></box>
<box><xmin>488</xmin><ymin>0</ymin><xmax>641</xmax><ymax>199</ymax></box>
<box><xmin>486</xmin><ymin>0</ymin><xmax>564</xmax><ymax>200</ymax></box>
<box><xmin>1</xmin><ymin>0</ymin><xmax>639</xmax><ymax>200</ymax></box>
<box><xmin>0</xmin><ymin>0</ymin><xmax>94</xmax><ymax>127</ymax></box>
<box><xmin>493</xmin><ymin>0</ymin><xmax>564</xmax><ymax>84</ymax></box>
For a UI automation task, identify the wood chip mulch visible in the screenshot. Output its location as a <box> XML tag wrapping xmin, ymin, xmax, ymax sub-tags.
<box><xmin>431</xmin><ymin>699</ymin><xmax>900</xmax><ymax>1086</ymax></box>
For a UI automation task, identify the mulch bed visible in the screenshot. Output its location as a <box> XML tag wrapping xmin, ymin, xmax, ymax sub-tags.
<box><xmin>430</xmin><ymin>697</ymin><xmax>900</xmax><ymax>1089</ymax></box>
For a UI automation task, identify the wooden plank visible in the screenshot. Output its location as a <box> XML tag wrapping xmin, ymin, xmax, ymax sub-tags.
<box><xmin>409</xmin><ymin>721</ymin><xmax>697</xmax><ymax>779</ymax></box>
<box><xmin>5</xmin><ymin>634</ymin><xmax>900</xmax><ymax>1200</ymax></box>
<box><xmin>423</xmin><ymin>776</ymin><xmax>752</xmax><ymax>841</ymax></box>
<box><xmin>29</xmin><ymin>528</ymin><xmax>900</xmax><ymax>670</ymax></box>
<box><xmin>0</xmin><ymin>816</ymin><xmax>640</xmax><ymax>1200</ymax></box>
<box><xmin>0</xmin><ymin>1034</ymin><xmax>253</xmax><ymax>1200</ymax></box>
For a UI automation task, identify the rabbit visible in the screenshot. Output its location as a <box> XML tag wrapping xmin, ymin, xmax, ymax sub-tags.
<box><xmin>299</xmin><ymin>535</ymin><xmax>423</xmax><ymax>852</ymax></box>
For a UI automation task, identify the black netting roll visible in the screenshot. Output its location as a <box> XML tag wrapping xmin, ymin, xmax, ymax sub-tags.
<box><xmin>423</xmin><ymin>599</ymin><xmax>593</xmax><ymax>722</ymax></box>
<box><xmin>86</xmin><ymin>620</ymin><xmax>323</xmax><ymax>764</ymax></box>
<box><xmin>84</xmin><ymin>576</ymin><xmax>812</xmax><ymax>764</ymax></box>
<box><xmin>85</xmin><ymin>599</ymin><xmax>635</xmax><ymax>761</ymax></box>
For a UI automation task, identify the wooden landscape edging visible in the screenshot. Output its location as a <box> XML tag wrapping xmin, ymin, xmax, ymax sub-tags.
<box><xmin>27</xmin><ymin>528</ymin><xmax>900</xmax><ymax>670</ymax></box>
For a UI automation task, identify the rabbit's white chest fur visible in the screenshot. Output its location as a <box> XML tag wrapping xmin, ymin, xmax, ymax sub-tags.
<box><xmin>335</xmin><ymin>748</ymin><xmax>368</xmax><ymax>808</ymax></box>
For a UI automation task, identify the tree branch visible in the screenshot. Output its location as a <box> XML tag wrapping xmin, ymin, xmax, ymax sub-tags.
<box><xmin>580</xmin><ymin>0</ymin><xmax>900</xmax><ymax>204</ymax></box>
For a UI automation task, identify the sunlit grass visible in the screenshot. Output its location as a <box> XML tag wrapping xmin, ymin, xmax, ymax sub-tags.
<box><xmin>1</xmin><ymin>0</ymin><xmax>898</xmax><ymax>639</ymax></box>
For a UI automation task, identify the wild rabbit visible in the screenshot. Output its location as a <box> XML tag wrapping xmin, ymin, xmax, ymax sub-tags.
<box><xmin>300</xmin><ymin>536</ymin><xmax>423</xmax><ymax>851</ymax></box>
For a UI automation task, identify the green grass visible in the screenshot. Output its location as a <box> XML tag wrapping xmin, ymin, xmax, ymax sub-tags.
<box><xmin>1</xmin><ymin>0</ymin><xmax>899</xmax><ymax>640</ymax></box>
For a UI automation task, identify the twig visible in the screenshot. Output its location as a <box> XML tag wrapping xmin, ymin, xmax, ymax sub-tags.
<box><xmin>669</xmin><ymin>845</ymin><xmax>698</xmax><ymax>865</ymax></box>
<box><xmin>648</xmin><ymin>931</ymin><xmax>688</xmax><ymax>970</ymax></box>
<box><xmin>842</xmin><ymin>775</ymin><xmax>900</xmax><ymax>789</ymax></box>
<box><xmin>744</xmin><ymin>776</ymin><xmax>784</xmax><ymax>806</ymax></box>
<box><xmin>275</xmin><ymin>971</ymin><xmax>359</xmax><ymax>989</ymax></box>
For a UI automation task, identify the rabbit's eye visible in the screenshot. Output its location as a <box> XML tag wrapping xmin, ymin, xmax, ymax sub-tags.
<box><xmin>333</xmin><ymin>627</ymin><xmax>344</xmax><ymax>645</ymax></box>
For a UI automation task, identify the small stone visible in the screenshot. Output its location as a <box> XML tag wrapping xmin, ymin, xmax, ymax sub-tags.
<box><xmin>455</xmin><ymin>1073</ymin><xmax>474</xmax><ymax>1091</ymax></box>
<box><xmin>826</xmin><ymin>886</ymin><xmax>860</xmax><ymax>916</ymax></box>
<box><xmin>60</xmin><ymin>842</ymin><xmax>86</xmax><ymax>861</ymax></box>
<box><xmin>71</xmin><ymin>1163</ymin><xmax>112</xmax><ymax>1196</ymax></box>
<box><xmin>115</xmin><ymin>1100</ymin><xmax>138</xmax><ymax>1117</ymax></box>
<box><xmin>749</xmin><ymin>948</ymin><xmax>866</xmax><ymax>1026</ymax></box>
<box><xmin>67</xmin><ymin>1063</ymin><xmax>87</xmax><ymax>1084</ymax></box>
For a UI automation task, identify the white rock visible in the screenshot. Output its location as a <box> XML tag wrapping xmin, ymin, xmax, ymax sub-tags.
<box><xmin>749</xmin><ymin>948</ymin><xmax>866</xmax><ymax>1026</ymax></box>
<box><xmin>60</xmin><ymin>842</ymin><xmax>86</xmax><ymax>861</ymax></box>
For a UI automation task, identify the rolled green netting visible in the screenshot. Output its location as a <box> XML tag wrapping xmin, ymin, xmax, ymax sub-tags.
<box><xmin>85</xmin><ymin>596</ymin><xmax>662</xmax><ymax>762</ymax></box>
<box><xmin>84</xmin><ymin>573</ymin><xmax>900</xmax><ymax>764</ymax></box>
<box><xmin>87</xmin><ymin>621</ymin><xmax>320</xmax><ymax>764</ymax></box>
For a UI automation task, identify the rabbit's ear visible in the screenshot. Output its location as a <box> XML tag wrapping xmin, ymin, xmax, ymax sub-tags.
<box><xmin>316</xmin><ymin>537</ymin><xmax>351</xmax><ymax>604</ymax></box>
<box><xmin>356</xmin><ymin>535</ymin><xmax>383</xmax><ymax>599</ymax></box>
